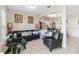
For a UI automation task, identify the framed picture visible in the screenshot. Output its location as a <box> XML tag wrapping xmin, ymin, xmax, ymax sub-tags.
<box><xmin>28</xmin><ymin>16</ymin><xmax>34</xmax><ymax>24</ymax></box>
<box><xmin>15</xmin><ymin>14</ymin><xmax>23</xmax><ymax>23</ymax></box>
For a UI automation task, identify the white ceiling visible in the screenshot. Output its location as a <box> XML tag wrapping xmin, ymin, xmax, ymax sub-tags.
<box><xmin>7</xmin><ymin>5</ymin><xmax>79</xmax><ymax>16</ymax></box>
<box><xmin>7</xmin><ymin>5</ymin><xmax>54</xmax><ymax>16</ymax></box>
<box><xmin>66</xmin><ymin>5</ymin><xmax>79</xmax><ymax>16</ymax></box>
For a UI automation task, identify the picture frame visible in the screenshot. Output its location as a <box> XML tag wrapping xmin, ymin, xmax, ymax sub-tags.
<box><xmin>15</xmin><ymin>14</ymin><xmax>23</xmax><ymax>23</ymax></box>
<box><xmin>28</xmin><ymin>16</ymin><xmax>34</xmax><ymax>24</ymax></box>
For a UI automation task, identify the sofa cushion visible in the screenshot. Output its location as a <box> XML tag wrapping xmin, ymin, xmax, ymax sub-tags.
<box><xmin>22</xmin><ymin>32</ymin><xmax>31</xmax><ymax>36</ymax></box>
<box><xmin>54</xmin><ymin>33</ymin><xmax>59</xmax><ymax>40</ymax></box>
<box><xmin>32</xmin><ymin>31</ymin><xmax>39</xmax><ymax>35</ymax></box>
<box><xmin>44</xmin><ymin>32</ymin><xmax>52</xmax><ymax>37</ymax></box>
<box><xmin>53</xmin><ymin>32</ymin><xmax>59</xmax><ymax>40</ymax></box>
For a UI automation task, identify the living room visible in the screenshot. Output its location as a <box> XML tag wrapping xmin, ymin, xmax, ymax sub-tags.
<box><xmin>0</xmin><ymin>5</ymin><xmax>79</xmax><ymax>54</ymax></box>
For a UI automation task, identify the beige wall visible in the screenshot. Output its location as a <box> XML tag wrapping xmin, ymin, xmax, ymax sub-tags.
<box><xmin>67</xmin><ymin>16</ymin><xmax>79</xmax><ymax>37</ymax></box>
<box><xmin>7</xmin><ymin>8</ymin><xmax>39</xmax><ymax>31</ymax></box>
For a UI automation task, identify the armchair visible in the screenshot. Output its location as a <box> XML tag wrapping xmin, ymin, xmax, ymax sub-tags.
<box><xmin>43</xmin><ymin>31</ymin><xmax>63</xmax><ymax>52</ymax></box>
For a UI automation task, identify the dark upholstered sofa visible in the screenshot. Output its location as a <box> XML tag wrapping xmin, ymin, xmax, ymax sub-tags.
<box><xmin>11</xmin><ymin>30</ymin><xmax>40</xmax><ymax>42</ymax></box>
<box><xmin>43</xmin><ymin>31</ymin><xmax>63</xmax><ymax>52</ymax></box>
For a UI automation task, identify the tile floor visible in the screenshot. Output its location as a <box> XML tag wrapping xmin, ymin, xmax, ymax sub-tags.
<box><xmin>20</xmin><ymin>36</ymin><xmax>79</xmax><ymax>54</ymax></box>
<box><xmin>0</xmin><ymin>36</ymin><xmax>79</xmax><ymax>54</ymax></box>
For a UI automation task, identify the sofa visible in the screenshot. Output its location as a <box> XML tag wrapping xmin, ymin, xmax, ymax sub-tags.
<box><xmin>11</xmin><ymin>30</ymin><xmax>40</xmax><ymax>42</ymax></box>
<box><xmin>43</xmin><ymin>31</ymin><xmax>63</xmax><ymax>52</ymax></box>
<box><xmin>5</xmin><ymin>30</ymin><xmax>40</xmax><ymax>54</ymax></box>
